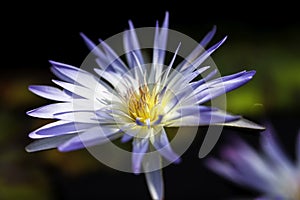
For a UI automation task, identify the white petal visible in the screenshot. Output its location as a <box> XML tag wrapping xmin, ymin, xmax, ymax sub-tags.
<box><xmin>132</xmin><ymin>137</ymin><xmax>149</xmax><ymax>174</ymax></box>
<box><xmin>25</xmin><ymin>134</ymin><xmax>76</xmax><ymax>152</ymax></box>
<box><xmin>29</xmin><ymin>85</ymin><xmax>71</xmax><ymax>101</ymax></box>
<box><xmin>214</xmin><ymin>118</ymin><xmax>265</xmax><ymax>130</ymax></box>
<box><xmin>52</xmin><ymin>80</ymin><xmax>95</xmax><ymax>100</ymax></box>
<box><xmin>29</xmin><ymin>120</ymin><xmax>93</xmax><ymax>139</ymax></box>
<box><xmin>50</xmin><ymin>60</ymin><xmax>105</xmax><ymax>90</ymax></box>
<box><xmin>176</xmin><ymin>26</ymin><xmax>216</xmax><ymax>71</ymax></box>
<box><xmin>150</xmin><ymin>128</ymin><xmax>181</xmax><ymax>163</ymax></box>
<box><xmin>54</xmin><ymin>111</ymin><xmax>99</xmax><ymax>123</ymax></box>
<box><xmin>98</xmin><ymin>39</ymin><xmax>128</xmax><ymax>73</ymax></box>
<box><xmin>143</xmin><ymin>152</ymin><xmax>164</xmax><ymax>200</ymax></box>
<box><xmin>27</xmin><ymin>103</ymin><xmax>74</xmax><ymax>119</ymax></box>
<box><xmin>58</xmin><ymin>126</ymin><xmax>120</xmax><ymax>151</ymax></box>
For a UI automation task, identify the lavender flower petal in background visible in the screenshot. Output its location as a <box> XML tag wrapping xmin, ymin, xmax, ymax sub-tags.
<box><xmin>206</xmin><ymin>126</ymin><xmax>300</xmax><ymax>200</ymax></box>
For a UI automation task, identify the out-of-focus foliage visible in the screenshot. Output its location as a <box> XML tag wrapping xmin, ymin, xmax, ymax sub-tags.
<box><xmin>212</xmin><ymin>28</ymin><xmax>300</xmax><ymax>117</ymax></box>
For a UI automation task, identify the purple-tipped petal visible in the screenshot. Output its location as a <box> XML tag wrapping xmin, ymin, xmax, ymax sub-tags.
<box><xmin>199</xmin><ymin>110</ymin><xmax>240</xmax><ymax>125</ymax></box>
<box><xmin>25</xmin><ymin>134</ymin><xmax>76</xmax><ymax>152</ymax></box>
<box><xmin>127</xmin><ymin>20</ymin><xmax>144</xmax><ymax>65</ymax></box>
<box><xmin>197</xmin><ymin>70</ymin><xmax>256</xmax><ymax>104</ymax></box>
<box><xmin>51</xmin><ymin>66</ymin><xmax>75</xmax><ymax>83</ymax></box>
<box><xmin>193</xmin><ymin>36</ymin><xmax>227</xmax><ymax>68</ymax></box>
<box><xmin>53</xmin><ymin>111</ymin><xmax>99</xmax><ymax>123</ymax></box>
<box><xmin>152</xmin><ymin>11</ymin><xmax>169</xmax><ymax>67</ymax></box>
<box><xmin>29</xmin><ymin>120</ymin><xmax>69</xmax><ymax>139</ymax></box>
<box><xmin>167</xmin><ymin>106</ymin><xmax>240</xmax><ymax>126</ymax></box>
<box><xmin>200</xmin><ymin>25</ymin><xmax>217</xmax><ymax>47</ymax></box>
<box><xmin>160</xmin><ymin>42</ymin><xmax>182</xmax><ymax>87</ymax></box>
<box><xmin>216</xmin><ymin>118</ymin><xmax>266</xmax><ymax>130</ymax></box>
<box><xmin>50</xmin><ymin>60</ymin><xmax>101</xmax><ymax>90</ymax></box>
<box><xmin>27</xmin><ymin>98</ymin><xmax>102</xmax><ymax>120</ymax></box>
<box><xmin>80</xmin><ymin>33</ymin><xmax>111</xmax><ymax>70</ymax></box>
<box><xmin>94</xmin><ymin>68</ymin><xmax>123</xmax><ymax>87</ymax></box>
<box><xmin>143</xmin><ymin>153</ymin><xmax>164</xmax><ymax>200</ymax></box>
<box><xmin>29</xmin><ymin>121</ymin><xmax>92</xmax><ymax>138</ymax></box>
<box><xmin>98</xmin><ymin>39</ymin><xmax>128</xmax><ymax>73</ymax></box>
<box><xmin>190</xmin><ymin>69</ymin><xmax>218</xmax><ymax>89</ymax></box>
<box><xmin>176</xmin><ymin>26</ymin><xmax>217</xmax><ymax>72</ymax></box>
<box><xmin>29</xmin><ymin>85</ymin><xmax>71</xmax><ymax>101</ymax></box>
<box><xmin>82</xmin><ymin>33</ymin><xmax>128</xmax><ymax>74</ymax></box>
<box><xmin>157</xmin><ymin>11</ymin><xmax>169</xmax><ymax>65</ymax></box>
<box><xmin>178</xmin><ymin>36</ymin><xmax>227</xmax><ymax>72</ymax></box>
<box><xmin>123</xmin><ymin>22</ymin><xmax>144</xmax><ymax>69</ymax></box>
<box><xmin>27</xmin><ymin>103</ymin><xmax>74</xmax><ymax>119</ymax></box>
<box><xmin>80</xmin><ymin>32</ymin><xmax>100</xmax><ymax>54</ymax></box>
<box><xmin>145</xmin><ymin>169</ymin><xmax>164</xmax><ymax>200</ymax></box>
<box><xmin>175</xmin><ymin>66</ymin><xmax>212</xmax><ymax>87</ymax></box>
<box><xmin>132</xmin><ymin>138</ymin><xmax>149</xmax><ymax>174</ymax></box>
<box><xmin>58</xmin><ymin>126</ymin><xmax>120</xmax><ymax>152</ymax></box>
<box><xmin>150</xmin><ymin>128</ymin><xmax>181</xmax><ymax>163</ymax></box>
<box><xmin>52</xmin><ymin>80</ymin><xmax>93</xmax><ymax>99</ymax></box>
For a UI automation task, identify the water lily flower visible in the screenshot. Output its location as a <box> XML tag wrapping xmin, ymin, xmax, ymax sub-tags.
<box><xmin>206</xmin><ymin>126</ymin><xmax>300</xmax><ymax>199</ymax></box>
<box><xmin>26</xmin><ymin>12</ymin><xmax>263</xmax><ymax>200</ymax></box>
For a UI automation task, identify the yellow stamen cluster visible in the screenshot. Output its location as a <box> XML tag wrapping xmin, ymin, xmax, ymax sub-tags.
<box><xmin>128</xmin><ymin>84</ymin><xmax>161</xmax><ymax>125</ymax></box>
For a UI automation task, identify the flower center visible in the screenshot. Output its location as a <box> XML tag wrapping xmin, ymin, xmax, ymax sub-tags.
<box><xmin>128</xmin><ymin>84</ymin><xmax>162</xmax><ymax>126</ymax></box>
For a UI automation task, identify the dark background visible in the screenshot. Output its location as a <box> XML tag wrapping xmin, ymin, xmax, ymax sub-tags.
<box><xmin>1</xmin><ymin>1</ymin><xmax>300</xmax><ymax>199</ymax></box>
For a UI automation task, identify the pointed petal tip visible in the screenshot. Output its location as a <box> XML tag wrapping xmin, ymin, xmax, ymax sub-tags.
<box><xmin>28</xmin><ymin>85</ymin><xmax>36</xmax><ymax>92</ymax></box>
<box><xmin>49</xmin><ymin>60</ymin><xmax>66</xmax><ymax>66</ymax></box>
<box><xmin>98</xmin><ymin>38</ymin><xmax>104</xmax><ymax>43</ymax></box>
<box><xmin>57</xmin><ymin>145</ymin><xmax>71</xmax><ymax>152</ymax></box>
<box><xmin>48</xmin><ymin>60</ymin><xmax>56</xmax><ymax>65</ymax></box>
<box><xmin>28</xmin><ymin>132</ymin><xmax>39</xmax><ymax>139</ymax></box>
<box><xmin>173</xmin><ymin>157</ymin><xmax>182</xmax><ymax>164</ymax></box>
<box><xmin>221</xmin><ymin>36</ymin><xmax>228</xmax><ymax>42</ymax></box>
<box><xmin>26</xmin><ymin>109</ymin><xmax>36</xmax><ymax>117</ymax></box>
<box><xmin>25</xmin><ymin>143</ymin><xmax>43</xmax><ymax>153</ymax></box>
<box><xmin>221</xmin><ymin>118</ymin><xmax>266</xmax><ymax>130</ymax></box>
<box><xmin>207</xmin><ymin>25</ymin><xmax>217</xmax><ymax>37</ymax></box>
<box><xmin>48</xmin><ymin>60</ymin><xmax>69</xmax><ymax>69</ymax></box>
<box><xmin>25</xmin><ymin>145</ymin><xmax>34</xmax><ymax>153</ymax></box>
<box><xmin>51</xmin><ymin>79</ymin><xmax>59</xmax><ymax>84</ymax></box>
<box><xmin>155</xmin><ymin>20</ymin><xmax>159</xmax><ymax>27</ymax></box>
<box><xmin>79</xmin><ymin>32</ymin><xmax>91</xmax><ymax>41</ymax></box>
<box><xmin>248</xmin><ymin>70</ymin><xmax>256</xmax><ymax>77</ymax></box>
<box><xmin>79</xmin><ymin>32</ymin><xmax>86</xmax><ymax>37</ymax></box>
<box><xmin>133</xmin><ymin>167</ymin><xmax>141</xmax><ymax>175</ymax></box>
<box><xmin>162</xmin><ymin>11</ymin><xmax>169</xmax><ymax>28</ymax></box>
<box><xmin>25</xmin><ymin>143</ymin><xmax>48</xmax><ymax>153</ymax></box>
<box><xmin>128</xmin><ymin>20</ymin><xmax>135</xmax><ymax>29</ymax></box>
<box><xmin>165</xmin><ymin>11</ymin><xmax>169</xmax><ymax>18</ymax></box>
